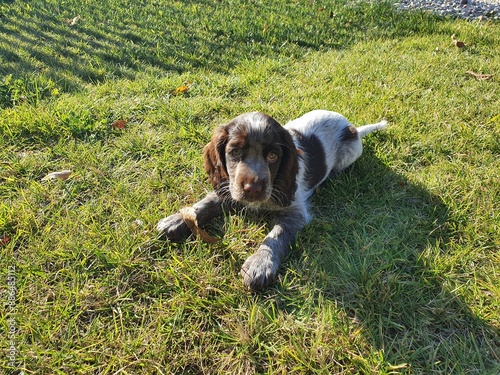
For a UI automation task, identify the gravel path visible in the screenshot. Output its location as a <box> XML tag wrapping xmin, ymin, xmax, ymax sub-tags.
<box><xmin>393</xmin><ymin>0</ymin><xmax>500</xmax><ymax>20</ymax></box>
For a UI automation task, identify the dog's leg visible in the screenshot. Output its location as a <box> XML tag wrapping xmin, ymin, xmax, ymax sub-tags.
<box><xmin>156</xmin><ymin>192</ymin><xmax>224</xmax><ymax>242</ymax></box>
<box><xmin>240</xmin><ymin>203</ymin><xmax>308</xmax><ymax>290</ymax></box>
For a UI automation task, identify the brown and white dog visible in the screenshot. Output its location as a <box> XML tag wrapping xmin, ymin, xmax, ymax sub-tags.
<box><xmin>157</xmin><ymin>110</ymin><xmax>387</xmax><ymax>290</ymax></box>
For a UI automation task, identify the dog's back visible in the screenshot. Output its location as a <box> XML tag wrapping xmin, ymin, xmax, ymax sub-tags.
<box><xmin>285</xmin><ymin>110</ymin><xmax>387</xmax><ymax>196</ymax></box>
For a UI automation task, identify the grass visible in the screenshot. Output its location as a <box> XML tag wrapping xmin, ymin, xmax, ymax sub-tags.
<box><xmin>1</xmin><ymin>0</ymin><xmax>499</xmax><ymax>373</ymax></box>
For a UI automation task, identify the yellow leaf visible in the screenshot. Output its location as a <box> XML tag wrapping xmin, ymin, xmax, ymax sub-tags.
<box><xmin>172</xmin><ymin>82</ymin><xmax>190</xmax><ymax>95</ymax></box>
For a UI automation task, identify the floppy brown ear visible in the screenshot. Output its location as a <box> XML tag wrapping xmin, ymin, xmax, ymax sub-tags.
<box><xmin>272</xmin><ymin>128</ymin><xmax>298</xmax><ymax>207</ymax></box>
<box><xmin>203</xmin><ymin>125</ymin><xmax>229</xmax><ymax>189</ymax></box>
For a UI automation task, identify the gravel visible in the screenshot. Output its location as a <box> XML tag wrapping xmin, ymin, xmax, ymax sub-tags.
<box><xmin>393</xmin><ymin>0</ymin><xmax>500</xmax><ymax>20</ymax></box>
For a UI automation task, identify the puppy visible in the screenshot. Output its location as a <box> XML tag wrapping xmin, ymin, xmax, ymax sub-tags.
<box><xmin>157</xmin><ymin>110</ymin><xmax>387</xmax><ymax>290</ymax></box>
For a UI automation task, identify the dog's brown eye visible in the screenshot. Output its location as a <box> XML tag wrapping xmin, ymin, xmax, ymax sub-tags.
<box><xmin>230</xmin><ymin>149</ymin><xmax>242</xmax><ymax>158</ymax></box>
<box><xmin>267</xmin><ymin>151</ymin><xmax>278</xmax><ymax>163</ymax></box>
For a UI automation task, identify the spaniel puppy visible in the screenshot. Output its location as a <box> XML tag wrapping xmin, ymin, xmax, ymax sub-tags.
<box><xmin>157</xmin><ymin>110</ymin><xmax>387</xmax><ymax>290</ymax></box>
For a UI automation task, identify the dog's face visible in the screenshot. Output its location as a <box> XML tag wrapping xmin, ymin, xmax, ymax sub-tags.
<box><xmin>224</xmin><ymin>120</ymin><xmax>283</xmax><ymax>204</ymax></box>
<box><xmin>203</xmin><ymin>112</ymin><xmax>298</xmax><ymax>208</ymax></box>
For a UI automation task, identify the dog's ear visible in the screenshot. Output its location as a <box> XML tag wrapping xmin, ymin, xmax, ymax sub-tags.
<box><xmin>273</xmin><ymin>128</ymin><xmax>298</xmax><ymax>207</ymax></box>
<box><xmin>203</xmin><ymin>125</ymin><xmax>229</xmax><ymax>189</ymax></box>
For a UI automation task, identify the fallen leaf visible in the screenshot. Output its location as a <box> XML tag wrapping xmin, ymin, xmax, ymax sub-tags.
<box><xmin>388</xmin><ymin>363</ymin><xmax>409</xmax><ymax>371</ymax></box>
<box><xmin>66</xmin><ymin>16</ymin><xmax>81</xmax><ymax>26</ymax></box>
<box><xmin>111</xmin><ymin>120</ymin><xmax>127</xmax><ymax>129</ymax></box>
<box><xmin>466</xmin><ymin>70</ymin><xmax>494</xmax><ymax>80</ymax></box>
<box><xmin>43</xmin><ymin>170</ymin><xmax>72</xmax><ymax>181</ymax></box>
<box><xmin>180</xmin><ymin>207</ymin><xmax>218</xmax><ymax>243</ymax></box>
<box><xmin>172</xmin><ymin>82</ymin><xmax>190</xmax><ymax>95</ymax></box>
<box><xmin>0</xmin><ymin>234</ymin><xmax>10</xmax><ymax>246</ymax></box>
<box><xmin>451</xmin><ymin>34</ymin><xmax>465</xmax><ymax>48</ymax></box>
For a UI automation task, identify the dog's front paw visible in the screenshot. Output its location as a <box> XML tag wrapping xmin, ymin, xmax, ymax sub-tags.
<box><xmin>241</xmin><ymin>247</ymin><xmax>280</xmax><ymax>291</ymax></box>
<box><xmin>156</xmin><ymin>213</ymin><xmax>191</xmax><ymax>242</ymax></box>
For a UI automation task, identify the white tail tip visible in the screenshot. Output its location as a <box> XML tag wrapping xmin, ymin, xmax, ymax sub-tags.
<box><xmin>357</xmin><ymin>120</ymin><xmax>388</xmax><ymax>138</ymax></box>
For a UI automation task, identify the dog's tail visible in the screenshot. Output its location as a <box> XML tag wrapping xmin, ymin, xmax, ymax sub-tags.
<box><xmin>357</xmin><ymin>120</ymin><xmax>388</xmax><ymax>138</ymax></box>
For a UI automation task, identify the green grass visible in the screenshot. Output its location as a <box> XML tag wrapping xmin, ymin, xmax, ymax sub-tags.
<box><xmin>1</xmin><ymin>0</ymin><xmax>499</xmax><ymax>373</ymax></box>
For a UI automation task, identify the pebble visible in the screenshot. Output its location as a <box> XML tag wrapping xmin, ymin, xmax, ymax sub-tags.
<box><xmin>393</xmin><ymin>0</ymin><xmax>500</xmax><ymax>21</ymax></box>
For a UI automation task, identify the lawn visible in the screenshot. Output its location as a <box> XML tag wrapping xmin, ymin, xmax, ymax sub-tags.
<box><xmin>1</xmin><ymin>0</ymin><xmax>499</xmax><ymax>373</ymax></box>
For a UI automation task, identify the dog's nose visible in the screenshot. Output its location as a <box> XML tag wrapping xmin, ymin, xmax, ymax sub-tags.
<box><xmin>243</xmin><ymin>181</ymin><xmax>263</xmax><ymax>196</ymax></box>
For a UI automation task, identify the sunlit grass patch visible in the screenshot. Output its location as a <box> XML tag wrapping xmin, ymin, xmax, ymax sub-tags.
<box><xmin>1</xmin><ymin>0</ymin><xmax>499</xmax><ymax>373</ymax></box>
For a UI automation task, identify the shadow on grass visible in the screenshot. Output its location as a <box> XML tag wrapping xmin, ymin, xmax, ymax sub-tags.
<box><xmin>275</xmin><ymin>145</ymin><xmax>500</xmax><ymax>373</ymax></box>
<box><xmin>152</xmin><ymin>138</ymin><xmax>499</xmax><ymax>372</ymax></box>
<box><xmin>0</xmin><ymin>1</ymin><xmax>454</xmax><ymax>100</ymax></box>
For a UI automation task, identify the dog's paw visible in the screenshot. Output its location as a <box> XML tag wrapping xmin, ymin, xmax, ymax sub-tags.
<box><xmin>240</xmin><ymin>248</ymin><xmax>280</xmax><ymax>291</ymax></box>
<box><xmin>156</xmin><ymin>213</ymin><xmax>191</xmax><ymax>242</ymax></box>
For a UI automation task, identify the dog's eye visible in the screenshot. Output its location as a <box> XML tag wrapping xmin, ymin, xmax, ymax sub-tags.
<box><xmin>267</xmin><ymin>151</ymin><xmax>278</xmax><ymax>164</ymax></box>
<box><xmin>230</xmin><ymin>148</ymin><xmax>242</xmax><ymax>158</ymax></box>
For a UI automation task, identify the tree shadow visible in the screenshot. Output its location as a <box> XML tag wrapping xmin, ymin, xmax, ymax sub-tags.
<box><xmin>0</xmin><ymin>0</ymin><xmax>460</xmax><ymax>98</ymax></box>
<box><xmin>274</xmin><ymin>144</ymin><xmax>500</xmax><ymax>373</ymax></box>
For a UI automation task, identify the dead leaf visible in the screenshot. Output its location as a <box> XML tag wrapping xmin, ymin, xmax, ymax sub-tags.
<box><xmin>172</xmin><ymin>82</ymin><xmax>190</xmax><ymax>95</ymax></box>
<box><xmin>451</xmin><ymin>34</ymin><xmax>465</xmax><ymax>48</ymax></box>
<box><xmin>66</xmin><ymin>16</ymin><xmax>81</xmax><ymax>26</ymax></box>
<box><xmin>43</xmin><ymin>170</ymin><xmax>72</xmax><ymax>181</ymax></box>
<box><xmin>0</xmin><ymin>234</ymin><xmax>10</xmax><ymax>247</ymax></box>
<box><xmin>466</xmin><ymin>71</ymin><xmax>494</xmax><ymax>80</ymax></box>
<box><xmin>180</xmin><ymin>207</ymin><xmax>218</xmax><ymax>243</ymax></box>
<box><xmin>387</xmin><ymin>363</ymin><xmax>409</xmax><ymax>371</ymax></box>
<box><xmin>111</xmin><ymin>120</ymin><xmax>127</xmax><ymax>129</ymax></box>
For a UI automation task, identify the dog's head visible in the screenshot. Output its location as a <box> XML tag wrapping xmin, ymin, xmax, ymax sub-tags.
<box><xmin>203</xmin><ymin>112</ymin><xmax>298</xmax><ymax>207</ymax></box>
